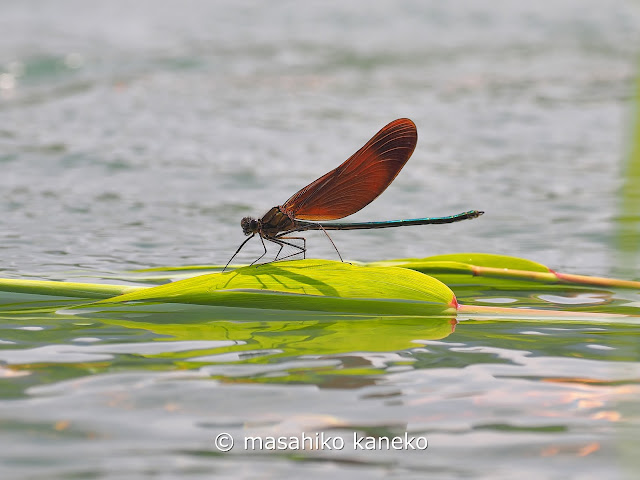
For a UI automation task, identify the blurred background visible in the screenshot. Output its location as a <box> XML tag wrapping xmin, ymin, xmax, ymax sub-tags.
<box><xmin>1</xmin><ymin>0</ymin><xmax>639</xmax><ymax>280</ymax></box>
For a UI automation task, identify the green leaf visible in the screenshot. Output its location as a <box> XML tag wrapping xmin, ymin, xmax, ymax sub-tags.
<box><xmin>96</xmin><ymin>259</ymin><xmax>456</xmax><ymax>315</ymax></box>
<box><xmin>0</xmin><ymin>278</ymin><xmax>141</xmax><ymax>300</ymax></box>
<box><xmin>369</xmin><ymin>253</ymin><xmax>550</xmax><ymax>273</ymax></box>
<box><xmin>369</xmin><ymin>254</ymin><xmax>640</xmax><ymax>289</ymax></box>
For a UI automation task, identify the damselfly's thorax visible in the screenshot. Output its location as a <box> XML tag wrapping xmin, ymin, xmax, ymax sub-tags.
<box><xmin>241</xmin><ymin>207</ymin><xmax>296</xmax><ymax>238</ymax></box>
<box><xmin>256</xmin><ymin>207</ymin><xmax>296</xmax><ymax>237</ymax></box>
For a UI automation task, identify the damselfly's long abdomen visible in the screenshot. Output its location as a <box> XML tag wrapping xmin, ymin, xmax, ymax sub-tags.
<box><xmin>292</xmin><ymin>210</ymin><xmax>483</xmax><ymax>232</ymax></box>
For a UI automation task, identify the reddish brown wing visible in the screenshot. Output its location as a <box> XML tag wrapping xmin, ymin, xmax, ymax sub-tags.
<box><xmin>280</xmin><ymin>118</ymin><xmax>418</xmax><ymax>221</ymax></box>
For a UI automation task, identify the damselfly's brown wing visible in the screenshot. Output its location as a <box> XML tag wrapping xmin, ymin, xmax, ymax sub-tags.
<box><xmin>280</xmin><ymin>118</ymin><xmax>417</xmax><ymax>221</ymax></box>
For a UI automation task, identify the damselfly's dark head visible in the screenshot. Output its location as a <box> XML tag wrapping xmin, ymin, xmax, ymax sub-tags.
<box><xmin>241</xmin><ymin>217</ymin><xmax>259</xmax><ymax>236</ymax></box>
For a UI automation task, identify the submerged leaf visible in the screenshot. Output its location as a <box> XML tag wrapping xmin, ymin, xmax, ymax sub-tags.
<box><xmin>90</xmin><ymin>314</ymin><xmax>459</xmax><ymax>356</ymax></box>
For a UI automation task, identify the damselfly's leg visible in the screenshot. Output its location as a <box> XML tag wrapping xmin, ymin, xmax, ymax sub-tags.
<box><xmin>273</xmin><ymin>235</ymin><xmax>306</xmax><ymax>261</ymax></box>
<box><xmin>249</xmin><ymin>235</ymin><xmax>269</xmax><ymax>266</ymax></box>
<box><xmin>223</xmin><ymin>234</ymin><xmax>255</xmax><ymax>272</ymax></box>
<box><xmin>250</xmin><ymin>236</ymin><xmax>306</xmax><ymax>267</ymax></box>
<box><xmin>315</xmin><ymin>225</ymin><xmax>343</xmax><ymax>262</ymax></box>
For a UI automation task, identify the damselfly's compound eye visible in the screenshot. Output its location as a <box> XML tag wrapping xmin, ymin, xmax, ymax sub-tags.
<box><xmin>241</xmin><ymin>217</ymin><xmax>258</xmax><ymax>236</ymax></box>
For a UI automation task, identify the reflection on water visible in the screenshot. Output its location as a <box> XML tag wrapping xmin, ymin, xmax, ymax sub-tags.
<box><xmin>1</xmin><ymin>276</ymin><xmax>639</xmax><ymax>478</ymax></box>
